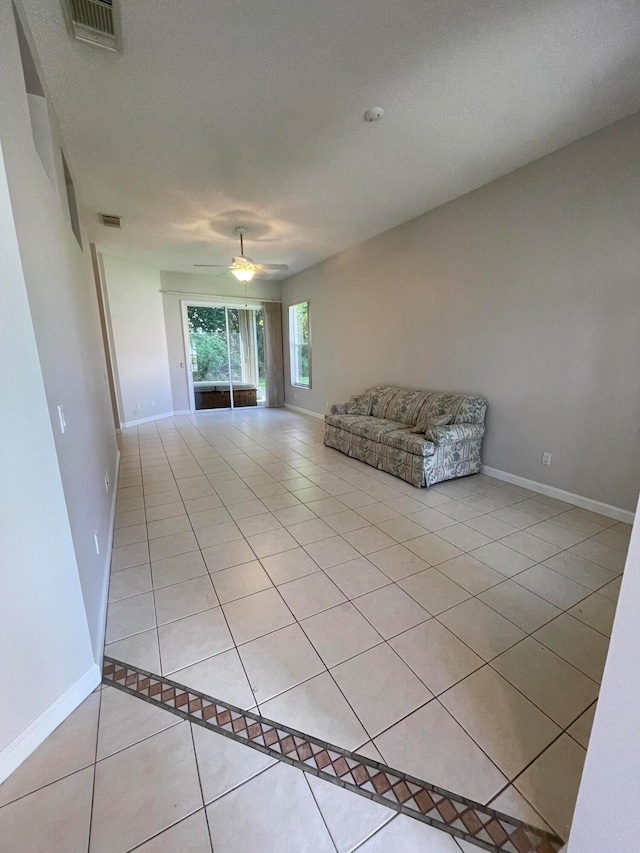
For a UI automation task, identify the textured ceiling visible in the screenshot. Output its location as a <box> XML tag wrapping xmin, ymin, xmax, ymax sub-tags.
<box><xmin>21</xmin><ymin>0</ymin><xmax>640</xmax><ymax>277</ymax></box>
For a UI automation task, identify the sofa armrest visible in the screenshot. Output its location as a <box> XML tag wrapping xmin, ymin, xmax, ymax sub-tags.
<box><xmin>329</xmin><ymin>403</ymin><xmax>348</xmax><ymax>414</ymax></box>
<box><xmin>425</xmin><ymin>423</ymin><xmax>485</xmax><ymax>446</ymax></box>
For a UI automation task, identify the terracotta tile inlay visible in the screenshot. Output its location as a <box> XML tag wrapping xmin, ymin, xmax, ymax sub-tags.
<box><xmin>102</xmin><ymin>656</ymin><xmax>564</xmax><ymax>853</ymax></box>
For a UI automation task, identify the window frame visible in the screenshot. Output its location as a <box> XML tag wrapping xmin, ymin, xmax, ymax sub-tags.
<box><xmin>289</xmin><ymin>300</ymin><xmax>312</xmax><ymax>389</ymax></box>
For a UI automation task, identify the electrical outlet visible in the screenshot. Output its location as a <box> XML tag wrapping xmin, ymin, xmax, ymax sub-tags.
<box><xmin>150</xmin><ymin>401</ymin><xmax>156</xmax><ymax>409</ymax></box>
<box><xmin>104</xmin><ymin>471</ymin><xmax>110</xmax><ymax>492</ymax></box>
<box><xmin>136</xmin><ymin>403</ymin><xmax>142</xmax><ymax>411</ymax></box>
<box><xmin>57</xmin><ymin>404</ymin><xmax>66</xmax><ymax>434</ymax></box>
<box><xmin>541</xmin><ymin>452</ymin><xmax>552</xmax><ymax>466</ymax></box>
<box><xmin>94</xmin><ymin>531</ymin><xmax>100</xmax><ymax>555</ymax></box>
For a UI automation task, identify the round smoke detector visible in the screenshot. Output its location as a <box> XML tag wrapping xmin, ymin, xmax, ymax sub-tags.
<box><xmin>364</xmin><ymin>106</ymin><xmax>384</xmax><ymax>122</ymax></box>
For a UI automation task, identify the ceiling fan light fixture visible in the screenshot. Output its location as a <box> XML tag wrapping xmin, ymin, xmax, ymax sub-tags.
<box><xmin>232</xmin><ymin>268</ymin><xmax>255</xmax><ymax>282</ymax></box>
<box><xmin>194</xmin><ymin>227</ymin><xmax>288</xmax><ymax>276</ymax></box>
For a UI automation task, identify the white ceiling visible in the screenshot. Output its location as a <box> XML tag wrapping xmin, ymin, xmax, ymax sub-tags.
<box><xmin>23</xmin><ymin>0</ymin><xmax>640</xmax><ymax>278</ymax></box>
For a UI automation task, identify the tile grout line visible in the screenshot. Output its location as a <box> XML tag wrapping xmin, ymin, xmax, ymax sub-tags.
<box><xmin>126</xmin><ymin>809</ymin><xmax>208</xmax><ymax>853</ymax></box>
<box><xmin>350</xmin><ymin>813</ymin><xmax>402</xmax><ymax>852</ymax></box>
<box><xmin>102</xmin><ymin>655</ymin><xmax>564</xmax><ymax>853</ymax></box>
<box><xmin>302</xmin><ymin>771</ymin><xmax>340</xmax><ymax>853</ymax></box>
<box><xmin>85</xmin><ymin>686</ymin><xmax>103</xmax><ymax>853</ymax></box>
<box><xmin>187</xmin><ymin>721</ymin><xmax>215</xmax><ymax>853</ymax></box>
<box><xmin>211</xmin><ymin>569</ymin><xmax>267</xmax><ymax>717</ymax></box>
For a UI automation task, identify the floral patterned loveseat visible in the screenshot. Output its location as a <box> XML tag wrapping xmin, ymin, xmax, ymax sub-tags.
<box><xmin>324</xmin><ymin>385</ymin><xmax>487</xmax><ymax>488</ymax></box>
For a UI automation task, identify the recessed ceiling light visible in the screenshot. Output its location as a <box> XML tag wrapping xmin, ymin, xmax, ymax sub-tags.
<box><xmin>364</xmin><ymin>107</ymin><xmax>384</xmax><ymax>122</ymax></box>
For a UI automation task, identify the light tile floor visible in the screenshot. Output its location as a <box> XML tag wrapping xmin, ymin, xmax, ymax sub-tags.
<box><xmin>0</xmin><ymin>684</ymin><xmax>469</xmax><ymax>852</ymax></box>
<box><xmin>1</xmin><ymin>408</ymin><xmax>630</xmax><ymax>850</ymax></box>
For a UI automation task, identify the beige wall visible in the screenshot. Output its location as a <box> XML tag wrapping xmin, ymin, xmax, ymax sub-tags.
<box><xmin>160</xmin><ymin>271</ymin><xmax>280</xmax><ymax>413</ymax></box>
<box><xmin>101</xmin><ymin>255</ymin><xmax>174</xmax><ymax>425</ymax></box>
<box><xmin>281</xmin><ymin>113</ymin><xmax>640</xmax><ymax>513</ymax></box>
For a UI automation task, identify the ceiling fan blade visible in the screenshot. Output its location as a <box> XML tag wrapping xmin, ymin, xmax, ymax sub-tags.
<box><xmin>193</xmin><ymin>264</ymin><xmax>232</xmax><ymax>268</ymax></box>
<box><xmin>255</xmin><ymin>263</ymin><xmax>289</xmax><ymax>272</ymax></box>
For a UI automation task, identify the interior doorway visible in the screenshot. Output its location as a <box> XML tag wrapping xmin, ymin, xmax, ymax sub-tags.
<box><xmin>183</xmin><ymin>301</ymin><xmax>265</xmax><ymax>411</ymax></box>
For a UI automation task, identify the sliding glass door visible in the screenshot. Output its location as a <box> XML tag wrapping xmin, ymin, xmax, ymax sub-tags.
<box><xmin>186</xmin><ymin>303</ymin><xmax>264</xmax><ymax>410</ymax></box>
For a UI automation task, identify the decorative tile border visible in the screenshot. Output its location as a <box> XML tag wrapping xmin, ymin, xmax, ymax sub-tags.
<box><xmin>103</xmin><ymin>657</ymin><xmax>563</xmax><ymax>853</ymax></box>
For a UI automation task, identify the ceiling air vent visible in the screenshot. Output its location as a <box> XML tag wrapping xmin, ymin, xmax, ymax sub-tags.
<box><xmin>98</xmin><ymin>213</ymin><xmax>121</xmax><ymax>228</ymax></box>
<box><xmin>62</xmin><ymin>0</ymin><xmax>122</xmax><ymax>52</ymax></box>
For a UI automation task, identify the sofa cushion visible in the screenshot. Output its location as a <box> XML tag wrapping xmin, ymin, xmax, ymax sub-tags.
<box><xmin>410</xmin><ymin>412</ymin><xmax>453</xmax><ymax>434</ymax></box>
<box><xmin>380</xmin><ymin>429</ymin><xmax>436</xmax><ymax>457</ymax></box>
<box><xmin>346</xmin><ymin>393</ymin><xmax>372</xmax><ymax>416</ymax></box>
<box><xmin>324</xmin><ymin>414</ymin><xmax>403</xmax><ymax>437</ymax></box>
<box><xmin>325</xmin><ymin>413</ymin><xmax>370</xmax><ymax>431</ymax></box>
<box><xmin>349</xmin><ymin>418</ymin><xmax>406</xmax><ymax>441</ymax></box>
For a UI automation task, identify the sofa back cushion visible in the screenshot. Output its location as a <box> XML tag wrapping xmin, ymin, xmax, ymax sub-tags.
<box><xmin>364</xmin><ymin>386</ymin><xmax>428</xmax><ymax>425</ymax></box>
<box><xmin>366</xmin><ymin>386</ymin><xmax>400</xmax><ymax>420</ymax></box>
<box><xmin>364</xmin><ymin>386</ymin><xmax>487</xmax><ymax>425</ymax></box>
<box><xmin>416</xmin><ymin>392</ymin><xmax>487</xmax><ymax>425</ymax></box>
<box><xmin>346</xmin><ymin>393</ymin><xmax>372</xmax><ymax>416</ymax></box>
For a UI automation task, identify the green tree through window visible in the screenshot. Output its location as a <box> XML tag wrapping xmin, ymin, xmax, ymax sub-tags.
<box><xmin>188</xmin><ymin>306</ymin><xmax>241</xmax><ymax>381</ymax></box>
<box><xmin>289</xmin><ymin>301</ymin><xmax>310</xmax><ymax>387</ymax></box>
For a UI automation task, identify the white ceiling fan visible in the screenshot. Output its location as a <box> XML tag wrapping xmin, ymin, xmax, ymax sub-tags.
<box><xmin>194</xmin><ymin>227</ymin><xmax>289</xmax><ymax>282</ymax></box>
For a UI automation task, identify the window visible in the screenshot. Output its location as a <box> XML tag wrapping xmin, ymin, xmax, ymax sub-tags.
<box><xmin>289</xmin><ymin>301</ymin><xmax>311</xmax><ymax>388</ymax></box>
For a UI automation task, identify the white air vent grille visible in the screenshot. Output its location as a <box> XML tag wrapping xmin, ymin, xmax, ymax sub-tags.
<box><xmin>63</xmin><ymin>0</ymin><xmax>121</xmax><ymax>52</ymax></box>
<box><xmin>99</xmin><ymin>213</ymin><xmax>121</xmax><ymax>228</ymax></box>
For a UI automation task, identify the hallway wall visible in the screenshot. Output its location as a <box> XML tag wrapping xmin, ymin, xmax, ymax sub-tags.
<box><xmin>0</xmin><ymin>2</ymin><xmax>117</xmax><ymax>779</ymax></box>
<box><xmin>1</xmin><ymin>3</ymin><xmax>118</xmax><ymax>662</ymax></box>
<box><xmin>0</xmin><ymin>138</ymin><xmax>98</xmax><ymax>782</ymax></box>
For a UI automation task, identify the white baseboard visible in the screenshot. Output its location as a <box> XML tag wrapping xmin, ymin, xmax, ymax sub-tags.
<box><xmin>93</xmin><ymin>449</ymin><xmax>120</xmax><ymax>662</ymax></box>
<box><xmin>0</xmin><ymin>663</ymin><xmax>101</xmax><ymax>785</ymax></box>
<box><xmin>120</xmin><ymin>410</ymin><xmax>195</xmax><ymax>428</ymax></box>
<box><xmin>481</xmin><ymin>465</ymin><xmax>635</xmax><ymax>525</ymax></box>
<box><xmin>120</xmin><ymin>411</ymin><xmax>176</xmax><ymax>428</ymax></box>
<box><xmin>284</xmin><ymin>403</ymin><xmax>325</xmax><ymax>420</ymax></box>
